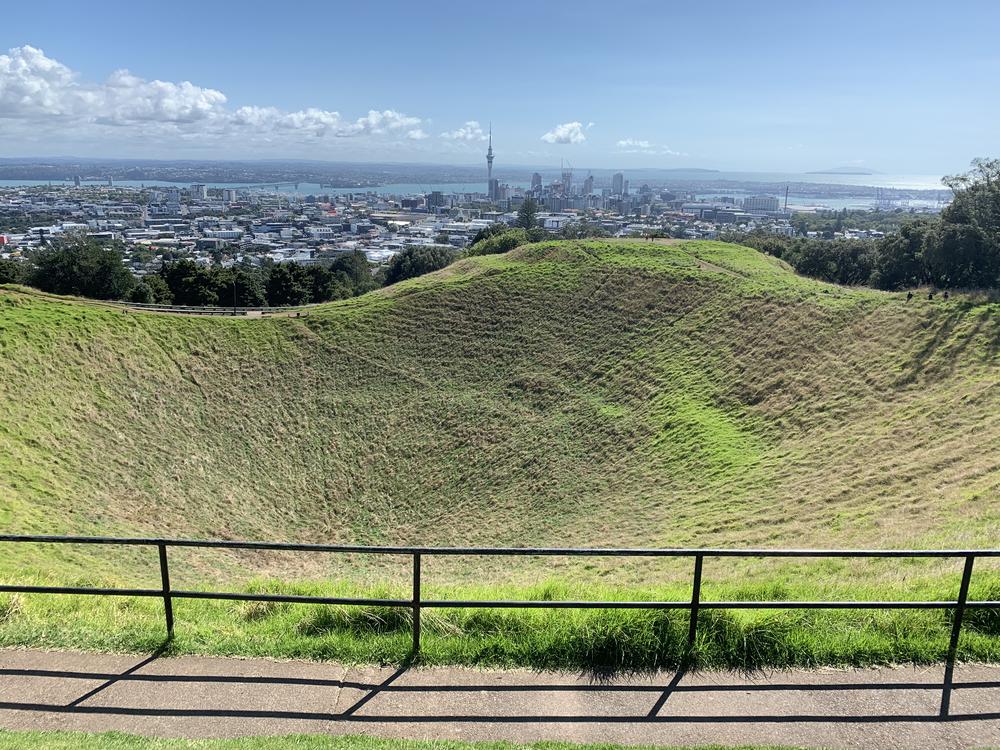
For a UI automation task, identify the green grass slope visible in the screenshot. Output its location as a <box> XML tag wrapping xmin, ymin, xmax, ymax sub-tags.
<box><xmin>1</xmin><ymin>239</ymin><xmax>998</xmax><ymax>668</ymax></box>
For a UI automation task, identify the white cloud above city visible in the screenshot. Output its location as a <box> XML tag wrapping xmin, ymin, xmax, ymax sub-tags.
<box><xmin>541</xmin><ymin>122</ymin><xmax>588</xmax><ymax>145</ymax></box>
<box><xmin>440</xmin><ymin>121</ymin><xmax>489</xmax><ymax>142</ymax></box>
<box><xmin>0</xmin><ymin>45</ymin><xmax>429</xmax><ymax>149</ymax></box>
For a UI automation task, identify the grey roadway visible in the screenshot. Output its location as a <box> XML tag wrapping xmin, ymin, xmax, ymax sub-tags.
<box><xmin>1</xmin><ymin>649</ymin><xmax>999</xmax><ymax>749</ymax></box>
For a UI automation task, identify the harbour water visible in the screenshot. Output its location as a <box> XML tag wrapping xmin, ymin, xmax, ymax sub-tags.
<box><xmin>0</xmin><ymin>171</ymin><xmax>949</xmax><ymax>211</ymax></box>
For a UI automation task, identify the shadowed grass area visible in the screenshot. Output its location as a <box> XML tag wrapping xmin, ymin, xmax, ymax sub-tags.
<box><xmin>0</xmin><ymin>731</ymin><xmax>792</xmax><ymax>750</ymax></box>
<box><xmin>1</xmin><ymin>239</ymin><xmax>999</xmax><ymax>668</ymax></box>
<box><xmin>1</xmin><ymin>577</ymin><xmax>998</xmax><ymax>671</ymax></box>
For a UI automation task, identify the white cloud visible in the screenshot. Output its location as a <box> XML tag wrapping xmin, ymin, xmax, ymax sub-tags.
<box><xmin>340</xmin><ymin>109</ymin><xmax>421</xmax><ymax>137</ymax></box>
<box><xmin>617</xmin><ymin>139</ymin><xmax>651</xmax><ymax>149</ymax></box>
<box><xmin>541</xmin><ymin>121</ymin><xmax>586</xmax><ymax>144</ymax></box>
<box><xmin>98</xmin><ymin>69</ymin><xmax>227</xmax><ymax>124</ymax></box>
<box><xmin>0</xmin><ymin>45</ymin><xmax>82</xmax><ymax>117</ymax></box>
<box><xmin>616</xmin><ymin>137</ymin><xmax>686</xmax><ymax>156</ymax></box>
<box><xmin>440</xmin><ymin>120</ymin><xmax>488</xmax><ymax>141</ymax></box>
<box><xmin>0</xmin><ymin>46</ymin><xmax>228</xmax><ymax>124</ymax></box>
<box><xmin>0</xmin><ymin>45</ymin><xmax>424</xmax><ymax>148</ymax></box>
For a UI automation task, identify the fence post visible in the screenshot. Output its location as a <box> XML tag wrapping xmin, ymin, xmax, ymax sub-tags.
<box><xmin>687</xmin><ymin>554</ymin><xmax>704</xmax><ymax>655</ymax></box>
<box><xmin>411</xmin><ymin>553</ymin><xmax>422</xmax><ymax>656</ymax></box>
<box><xmin>157</xmin><ymin>543</ymin><xmax>174</xmax><ymax>638</ymax></box>
<box><xmin>940</xmin><ymin>555</ymin><xmax>975</xmax><ymax>717</ymax></box>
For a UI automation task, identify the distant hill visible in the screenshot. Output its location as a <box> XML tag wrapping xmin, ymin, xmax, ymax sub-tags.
<box><xmin>1</xmin><ymin>240</ymin><xmax>997</xmax><ymax>589</ymax></box>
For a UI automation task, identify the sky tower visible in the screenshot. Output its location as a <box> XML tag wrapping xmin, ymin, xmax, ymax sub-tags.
<box><xmin>486</xmin><ymin>122</ymin><xmax>494</xmax><ymax>199</ymax></box>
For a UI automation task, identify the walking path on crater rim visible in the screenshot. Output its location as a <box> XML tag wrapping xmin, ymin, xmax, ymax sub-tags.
<box><xmin>1</xmin><ymin>650</ymin><xmax>999</xmax><ymax>749</ymax></box>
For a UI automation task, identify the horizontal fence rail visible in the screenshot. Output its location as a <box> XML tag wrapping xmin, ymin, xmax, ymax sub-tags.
<box><xmin>0</xmin><ymin>535</ymin><xmax>997</xmax><ymax>717</ymax></box>
<box><xmin>104</xmin><ymin>301</ymin><xmax>310</xmax><ymax>316</ymax></box>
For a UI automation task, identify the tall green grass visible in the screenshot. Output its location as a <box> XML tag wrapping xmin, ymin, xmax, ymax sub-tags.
<box><xmin>1</xmin><ymin>577</ymin><xmax>997</xmax><ymax>672</ymax></box>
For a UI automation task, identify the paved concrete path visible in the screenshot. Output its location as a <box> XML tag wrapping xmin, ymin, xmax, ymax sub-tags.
<box><xmin>1</xmin><ymin>649</ymin><xmax>999</xmax><ymax>749</ymax></box>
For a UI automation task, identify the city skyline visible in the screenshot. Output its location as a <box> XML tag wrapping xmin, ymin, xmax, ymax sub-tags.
<box><xmin>1</xmin><ymin>0</ymin><xmax>998</xmax><ymax>173</ymax></box>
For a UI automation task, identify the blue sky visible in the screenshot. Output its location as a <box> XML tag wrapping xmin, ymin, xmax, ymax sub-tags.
<box><xmin>1</xmin><ymin>0</ymin><xmax>997</xmax><ymax>173</ymax></box>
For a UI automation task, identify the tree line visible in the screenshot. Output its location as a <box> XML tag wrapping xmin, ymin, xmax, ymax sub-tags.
<box><xmin>0</xmin><ymin>241</ymin><xmax>442</xmax><ymax>307</ymax></box>
<box><xmin>735</xmin><ymin>159</ymin><xmax>1000</xmax><ymax>290</ymax></box>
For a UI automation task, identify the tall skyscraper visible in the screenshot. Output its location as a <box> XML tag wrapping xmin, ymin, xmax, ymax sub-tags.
<box><xmin>583</xmin><ymin>174</ymin><xmax>594</xmax><ymax>196</ymax></box>
<box><xmin>561</xmin><ymin>164</ymin><xmax>573</xmax><ymax>195</ymax></box>
<box><xmin>531</xmin><ymin>172</ymin><xmax>542</xmax><ymax>191</ymax></box>
<box><xmin>486</xmin><ymin>123</ymin><xmax>494</xmax><ymax>199</ymax></box>
<box><xmin>612</xmin><ymin>172</ymin><xmax>624</xmax><ymax>196</ymax></box>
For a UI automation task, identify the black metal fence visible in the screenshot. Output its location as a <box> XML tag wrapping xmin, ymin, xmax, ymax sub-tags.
<box><xmin>1</xmin><ymin>535</ymin><xmax>998</xmax><ymax>717</ymax></box>
<box><xmin>108</xmin><ymin>302</ymin><xmax>308</xmax><ymax>317</ymax></box>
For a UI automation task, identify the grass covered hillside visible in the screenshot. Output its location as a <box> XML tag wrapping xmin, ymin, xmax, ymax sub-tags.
<box><xmin>1</xmin><ymin>239</ymin><xmax>998</xmax><ymax>668</ymax></box>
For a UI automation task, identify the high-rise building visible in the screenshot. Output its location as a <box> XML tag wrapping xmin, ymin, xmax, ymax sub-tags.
<box><xmin>486</xmin><ymin>122</ymin><xmax>494</xmax><ymax>199</ymax></box>
<box><xmin>612</xmin><ymin>172</ymin><xmax>624</xmax><ymax>195</ymax></box>
<box><xmin>488</xmin><ymin>178</ymin><xmax>500</xmax><ymax>201</ymax></box>
<box><xmin>561</xmin><ymin>168</ymin><xmax>573</xmax><ymax>195</ymax></box>
<box><xmin>531</xmin><ymin>172</ymin><xmax>542</xmax><ymax>191</ymax></box>
<box><xmin>582</xmin><ymin>174</ymin><xmax>594</xmax><ymax>196</ymax></box>
<box><xmin>165</xmin><ymin>188</ymin><xmax>181</xmax><ymax>213</ymax></box>
<box><xmin>743</xmin><ymin>195</ymin><xmax>780</xmax><ymax>212</ymax></box>
<box><xmin>190</xmin><ymin>184</ymin><xmax>208</xmax><ymax>200</ymax></box>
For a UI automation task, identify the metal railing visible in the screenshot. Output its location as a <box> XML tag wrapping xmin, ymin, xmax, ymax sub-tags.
<box><xmin>1</xmin><ymin>535</ymin><xmax>997</xmax><ymax>717</ymax></box>
<box><xmin>107</xmin><ymin>301</ymin><xmax>309</xmax><ymax>316</ymax></box>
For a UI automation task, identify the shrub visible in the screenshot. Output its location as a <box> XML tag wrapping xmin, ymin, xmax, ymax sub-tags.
<box><xmin>383</xmin><ymin>245</ymin><xmax>457</xmax><ymax>285</ymax></box>
<box><xmin>467</xmin><ymin>228</ymin><xmax>528</xmax><ymax>257</ymax></box>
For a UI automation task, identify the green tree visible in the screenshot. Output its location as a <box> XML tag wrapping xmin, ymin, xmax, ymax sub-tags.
<box><xmin>29</xmin><ymin>236</ymin><xmax>135</xmax><ymax>300</ymax></box>
<box><xmin>128</xmin><ymin>281</ymin><xmax>155</xmax><ymax>304</ymax></box>
<box><xmin>923</xmin><ymin>222</ymin><xmax>998</xmax><ymax>288</ymax></box>
<box><xmin>942</xmin><ymin>158</ymin><xmax>1000</xmax><ymax>243</ymax></box>
<box><xmin>927</xmin><ymin>157</ymin><xmax>1000</xmax><ymax>288</ymax></box>
<box><xmin>869</xmin><ymin>222</ymin><xmax>928</xmax><ymax>290</ymax></box>
<box><xmin>0</xmin><ymin>258</ymin><xmax>26</xmax><ymax>284</ymax></box>
<box><xmin>219</xmin><ymin>267</ymin><xmax>267</xmax><ymax>307</ymax></box>
<box><xmin>266</xmin><ymin>263</ymin><xmax>312</xmax><ymax>306</ymax></box>
<box><xmin>159</xmin><ymin>260</ymin><xmax>219</xmax><ymax>306</ymax></box>
<box><xmin>143</xmin><ymin>274</ymin><xmax>173</xmax><ymax>304</ymax></box>
<box><xmin>516</xmin><ymin>198</ymin><xmax>539</xmax><ymax>229</ymax></box>
<box><xmin>330</xmin><ymin>250</ymin><xmax>378</xmax><ymax>295</ymax></box>
<box><xmin>383</xmin><ymin>245</ymin><xmax>457</xmax><ymax>285</ymax></box>
<box><xmin>471</xmin><ymin>222</ymin><xmax>510</xmax><ymax>244</ymax></box>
